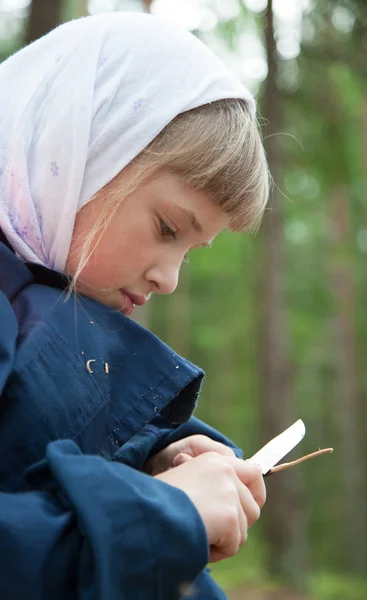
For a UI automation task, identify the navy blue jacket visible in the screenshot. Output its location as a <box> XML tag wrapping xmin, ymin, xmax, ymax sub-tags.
<box><xmin>0</xmin><ymin>237</ymin><xmax>241</xmax><ymax>599</ymax></box>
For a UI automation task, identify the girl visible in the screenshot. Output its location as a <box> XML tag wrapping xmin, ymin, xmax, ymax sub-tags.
<box><xmin>0</xmin><ymin>12</ymin><xmax>268</xmax><ymax>600</ymax></box>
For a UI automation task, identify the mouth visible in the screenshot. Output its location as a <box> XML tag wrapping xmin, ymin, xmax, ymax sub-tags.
<box><xmin>119</xmin><ymin>290</ymin><xmax>147</xmax><ymax>316</ymax></box>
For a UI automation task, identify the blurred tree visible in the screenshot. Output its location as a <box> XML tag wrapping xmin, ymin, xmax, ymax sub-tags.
<box><xmin>257</xmin><ymin>0</ymin><xmax>307</xmax><ymax>586</ymax></box>
<box><xmin>26</xmin><ymin>0</ymin><xmax>63</xmax><ymax>45</ymax></box>
<box><xmin>295</xmin><ymin>0</ymin><xmax>367</xmax><ymax>574</ymax></box>
<box><xmin>330</xmin><ymin>184</ymin><xmax>366</xmax><ymax>574</ymax></box>
<box><xmin>165</xmin><ymin>266</ymin><xmax>191</xmax><ymax>357</ymax></box>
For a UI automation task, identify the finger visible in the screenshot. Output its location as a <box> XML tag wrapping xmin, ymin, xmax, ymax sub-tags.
<box><xmin>230</xmin><ymin>459</ymin><xmax>267</xmax><ymax>509</ymax></box>
<box><xmin>143</xmin><ymin>454</ymin><xmax>166</xmax><ymax>476</ymax></box>
<box><xmin>209</xmin><ymin>519</ymin><xmax>242</xmax><ymax>563</ymax></box>
<box><xmin>187</xmin><ymin>435</ymin><xmax>236</xmax><ymax>459</ymax></box>
<box><xmin>237</xmin><ymin>496</ymin><xmax>248</xmax><ymax>545</ymax></box>
<box><xmin>236</xmin><ymin>481</ymin><xmax>261</xmax><ymax>528</ymax></box>
<box><xmin>189</xmin><ymin>452</ymin><xmax>266</xmax><ymax>509</ymax></box>
<box><xmin>244</xmin><ymin>465</ymin><xmax>266</xmax><ymax>510</ymax></box>
<box><xmin>172</xmin><ymin>452</ymin><xmax>194</xmax><ymax>467</ymax></box>
<box><xmin>162</xmin><ymin>437</ymin><xmax>236</xmax><ymax>471</ymax></box>
<box><xmin>209</xmin><ymin>503</ymin><xmax>246</xmax><ymax>563</ymax></box>
<box><xmin>209</xmin><ymin>543</ymin><xmax>238</xmax><ymax>564</ymax></box>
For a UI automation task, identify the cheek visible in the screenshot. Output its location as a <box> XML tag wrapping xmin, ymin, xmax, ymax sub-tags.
<box><xmin>88</xmin><ymin>237</ymin><xmax>131</xmax><ymax>286</ymax></box>
<box><xmin>86</xmin><ymin>222</ymin><xmax>154</xmax><ymax>287</ymax></box>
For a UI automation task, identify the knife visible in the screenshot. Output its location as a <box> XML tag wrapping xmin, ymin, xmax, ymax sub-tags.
<box><xmin>248</xmin><ymin>419</ymin><xmax>306</xmax><ymax>475</ymax></box>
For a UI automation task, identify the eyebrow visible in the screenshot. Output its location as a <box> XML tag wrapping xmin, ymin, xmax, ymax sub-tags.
<box><xmin>176</xmin><ymin>206</ymin><xmax>203</xmax><ymax>233</ymax></box>
<box><xmin>175</xmin><ymin>206</ymin><xmax>212</xmax><ymax>248</ymax></box>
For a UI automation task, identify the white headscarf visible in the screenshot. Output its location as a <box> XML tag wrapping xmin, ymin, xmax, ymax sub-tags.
<box><xmin>0</xmin><ymin>12</ymin><xmax>255</xmax><ymax>271</ymax></box>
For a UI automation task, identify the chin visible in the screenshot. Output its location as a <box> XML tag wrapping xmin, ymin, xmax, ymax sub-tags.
<box><xmin>102</xmin><ymin>295</ymin><xmax>122</xmax><ymax>311</ymax></box>
<box><xmin>83</xmin><ymin>289</ymin><xmax>121</xmax><ymax>311</ymax></box>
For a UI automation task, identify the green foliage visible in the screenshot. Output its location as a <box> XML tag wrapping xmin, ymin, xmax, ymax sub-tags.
<box><xmin>211</xmin><ymin>537</ymin><xmax>268</xmax><ymax>591</ymax></box>
<box><xmin>310</xmin><ymin>573</ymin><xmax>367</xmax><ymax>600</ymax></box>
<box><xmin>152</xmin><ymin>0</ymin><xmax>367</xmax><ymax>590</ymax></box>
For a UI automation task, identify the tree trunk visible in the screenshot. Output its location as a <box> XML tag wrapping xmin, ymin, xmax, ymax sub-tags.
<box><xmin>257</xmin><ymin>0</ymin><xmax>307</xmax><ymax>584</ymax></box>
<box><xmin>26</xmin><ymin>0</ymin><xmax>64</xmax><ymax>45</ymax></box>
<box><xmin>330</xmin><ymin>186</ymin><xmax>366</xmax><ymax>573</ymax></box>
<box><xmin>142</xmin><ymin>0</ymin><xmax>153</xmax><ymax>11</ymax></box>
<box><xmin>361</xmin><ymin>95</ymin><xmax>367</xmax><ymax>468</ymax></box>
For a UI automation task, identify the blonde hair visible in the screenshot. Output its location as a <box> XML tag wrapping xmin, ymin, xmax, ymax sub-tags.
<box><xmin>69</xmin><ymin>98</ymin><xmax>270</xmax><ymax>289</ymax></box>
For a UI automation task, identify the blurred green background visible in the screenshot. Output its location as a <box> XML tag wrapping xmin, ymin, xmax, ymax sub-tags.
<box><xmin>2</xmin><ymin>1</ymin><xmax>366</xmax><ymax>598</ymax></box>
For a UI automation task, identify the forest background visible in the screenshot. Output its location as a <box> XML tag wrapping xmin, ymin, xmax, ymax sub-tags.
<box><xmin>1</xmin><ymin>1</ymin><xmax>366</xmax><ymax>598</ymax></box>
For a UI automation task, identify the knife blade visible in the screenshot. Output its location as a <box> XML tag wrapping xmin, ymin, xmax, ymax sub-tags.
<box><xmin>248</xmin><ymin>419</ymin><xmax>306</xmax><ymax>475</ymax></box>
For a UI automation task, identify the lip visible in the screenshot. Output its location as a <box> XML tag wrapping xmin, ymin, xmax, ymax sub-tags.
<box><xmin>125</xmin><ymin>292</ymin><xmax>148</xmax><ymax>307</ymax></box>
<box><xmin>119</xmin><ymin>290</ymin><xmax>147</xmax><ymax>315</ymax></box>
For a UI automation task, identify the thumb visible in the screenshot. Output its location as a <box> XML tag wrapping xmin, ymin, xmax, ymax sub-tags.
<box><xmin>172</xmin><ymin>452</ymin><xmax>194</xmax><ymax>468</ymax></box>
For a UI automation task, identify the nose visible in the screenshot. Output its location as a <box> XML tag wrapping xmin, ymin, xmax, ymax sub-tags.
<box><xmin>146</xmin><ymin>261</ymin><xmax>180</xmax><ymax>295</ymax></box>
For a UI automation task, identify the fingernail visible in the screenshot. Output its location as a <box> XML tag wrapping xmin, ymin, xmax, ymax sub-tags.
<box><xmin>173</xmin><ymin>453</ymin><xmax>193</xmax><ymax>467</ymax></box>
<box><xmin>247</xmin><ymin>459</ymin><xmax>263</xmax><ymax>472</ymax></box>
<box><xmin>173</xmin><ymin>453</ymin><xmax>186</xmax><ymax>467</ymax></box>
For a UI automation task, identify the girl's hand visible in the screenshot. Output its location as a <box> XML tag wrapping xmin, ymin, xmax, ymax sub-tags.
<box><xmin>144</xmin><ymin>435</ymin><xmax>236</xmax><ymax>476</ymax></box>
<box><xmin>156</xmin><ymin>452</ymin><xmax>266</xmax><ymax>563</ymax></box>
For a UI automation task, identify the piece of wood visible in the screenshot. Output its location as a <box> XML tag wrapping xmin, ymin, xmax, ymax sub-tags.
<box><xmin>266</xmin><ymin>448</ymin><xmax>334</xmax><ymax>476</ymax></box>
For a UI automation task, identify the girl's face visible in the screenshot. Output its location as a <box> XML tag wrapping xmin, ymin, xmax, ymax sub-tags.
<box><xmin>66</xmin><ymin>170</ymin><xmax>229</xmax><ymax>315</ymax></box>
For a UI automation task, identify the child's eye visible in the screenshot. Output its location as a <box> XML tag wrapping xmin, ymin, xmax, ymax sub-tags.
<box><xmin>159</xmin><ymin>218</ymin><xmax>176</xmax><ymax>239</ymax></box>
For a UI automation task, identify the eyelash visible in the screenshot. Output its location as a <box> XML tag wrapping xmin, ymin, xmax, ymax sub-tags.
<box><xmin>159</xmin><ymin>218</ymin><xmax>190</xmax><ymax>263</ymax></box>
<box><xmin>159</xmin><ymin>218</ymin><xmax>176</xmax><ymax>239</ymax></box>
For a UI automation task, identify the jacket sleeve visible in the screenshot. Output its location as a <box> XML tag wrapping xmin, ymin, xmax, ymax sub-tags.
<box><xmin>190</xmin><ymin>569</ymin><xmax>228</xmax><ymax>599</ymax></box>
<box><xmin>0</xmin><ymin>439</ymin><xmax>209</xmax><ymax>600</ymax></box>
<box><xmin>0</xmin><ymin>291</ymin><xmax>210</xmax><ymax>598</ymax></box>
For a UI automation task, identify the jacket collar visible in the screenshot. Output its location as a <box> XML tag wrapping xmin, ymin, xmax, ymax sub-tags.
<box><xmin>0</xmin><ymin>230</ymin><xmax>69</xmax><ymax>299</ymax></box>
<box><xmin>0</xmin><ymin>239</ymin><xmax>34</xmax><ymax>302</ymax></box>
<box><xmin>0</xmin><ymin>233</ymin><xmax>204</xmax><ymax>426</ymax></box>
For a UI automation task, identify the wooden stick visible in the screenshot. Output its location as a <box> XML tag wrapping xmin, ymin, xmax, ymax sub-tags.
<box><xmin>266</xmin><ymin>448</ymin><xmax>334</xmax><ymax>476</ymax></box>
